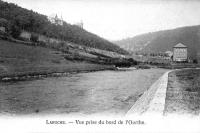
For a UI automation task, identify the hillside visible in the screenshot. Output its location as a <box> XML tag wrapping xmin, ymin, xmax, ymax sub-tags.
<box><xmin>0</xmin><ymin>39</ymin><xmax>115</xmax><ymax>80</ymax></box>
<box><xmin>0</xmin><ymin>0</ymin><xmax>128</xmax><ymax>55</ymax></box>
<box><xmin>115</xmin><ymin>25</ymin><xmax>200</xmax><ymax>59</ymax></box>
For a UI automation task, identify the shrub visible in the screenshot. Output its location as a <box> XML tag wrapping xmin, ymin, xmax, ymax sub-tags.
<box><xmin>127</xmin><ymin>58</ymin><xmax>138</xmax><ymax>65</ymax></box>
<box><xmin>38</xmin><ymin>41</ymin><xmax>46</xmax><ymax>47</ymax></box>
<box><xmin>10</xmin><ymin>25</ymin><xmax>21</xmax><ymax>38</ymax></box>
<box><xmin>193</xmin><ymin>59</ymin><xmax>198</xmax><ymax>64</ymax></box>
<box><xmin>30</xmin><ymin>33</ymin><xmax>39</xmax><ymax>42</ymax></box>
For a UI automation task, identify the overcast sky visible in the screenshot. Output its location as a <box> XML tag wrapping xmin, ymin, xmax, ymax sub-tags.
<box><xmin>4</xmin><ymin>0</ymin><xmax>200</xmax><ymax>40</ymax></box>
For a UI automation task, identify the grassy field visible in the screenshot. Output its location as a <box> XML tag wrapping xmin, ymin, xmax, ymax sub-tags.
<box><xmin>164</xmin><ymin>69</ymin><xmax>200</xmax><ymax>115</ymax></box>
<box><xmin>0</xmin><ymin>39</ymin><xmax>114</xmax><ymax>79</ymax></box>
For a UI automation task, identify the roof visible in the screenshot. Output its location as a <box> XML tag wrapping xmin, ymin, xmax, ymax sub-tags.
<box><xmin>165</xmin><ymin>51</ymin><xmax>173</xmax><ymax>54</ymax></box>
<box><xmin>173</xmin><ymin>43</ymin><xmax>187</xmax><ymax>48</ymax></box>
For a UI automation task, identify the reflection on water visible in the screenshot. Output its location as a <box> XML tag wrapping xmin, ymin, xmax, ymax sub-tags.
<box><xmin>0</xmin><ymin>69</ymin><xmax>167</xmax><ymax>115</ymax></box>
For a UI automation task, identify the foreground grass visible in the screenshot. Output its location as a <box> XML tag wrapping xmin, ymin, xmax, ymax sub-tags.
<box><xmin>164</xmin><ymin>69</ymin><xmax>200</xmax><ymax>115</ymax></box>
<box><xmin>0</xmin><ymin>40</ymin><xmax>114</xmax><ymax>80</ymax></box>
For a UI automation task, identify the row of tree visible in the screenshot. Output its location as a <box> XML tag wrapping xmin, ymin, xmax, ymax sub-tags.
<box><xmin>0</xmin><ymin>0</ymin><xmax>128</xmax><ymax>55</ymax></box>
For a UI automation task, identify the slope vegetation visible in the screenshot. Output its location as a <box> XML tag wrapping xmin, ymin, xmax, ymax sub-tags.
<box><xmin>0</xmin><ymin>39</ymin><xmax>113</xmax><ymax>78</ymax></box>
<box><xmin>0</xmin><ymin>0</ymin><xmax>127</xmax><ymax>54</ymax></box>
<box><xmin>115</xmin><ymin>25</ymin><xmax>200</xmax><ymax>59</ymax></box>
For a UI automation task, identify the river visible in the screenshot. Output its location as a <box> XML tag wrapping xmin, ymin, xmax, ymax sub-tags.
<box><xmin>0</xmin><ymin>68</ymin><xmax>167</xmax><ymax>116</ymax></box>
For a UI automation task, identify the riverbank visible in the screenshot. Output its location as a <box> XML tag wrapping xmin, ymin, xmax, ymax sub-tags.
<box><xmin>126</xmin><ymin>70</ymin><xmax>171</xmax><ymax>115</ymax></box>
<box><xmin>0</xmin><ymin>64</ymin><xmax>115</xmax><ymax>82</ymax></box>
<box><xmin>0</xmin><ymin>39</ymin><xmax>116</xmax><ymax>82</ymax></box>
<box><xmin>164</xmin><ymin>69</ymin><xmax>200</xmax><ymax>115</ymax></box>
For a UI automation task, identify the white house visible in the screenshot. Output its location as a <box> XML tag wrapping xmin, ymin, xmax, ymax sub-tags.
<box><xmin>173</xmin><ymin>43</ymin><xmax>188</xmax><ymax>62</ymax></box>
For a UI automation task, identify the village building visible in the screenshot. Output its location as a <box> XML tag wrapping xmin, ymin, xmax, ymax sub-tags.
<box><xmin>20</xmin><ymin>31</ymin><xmax>31</xmax><ymax>40</ymax></box>
<box><xmin>0</xmin><ymin>26</ymin><xmax>5</xmax><ymax>33</ymax></box>
<box><xmin>74</xmin><ymin>21</ymin><xmax>84</xmax><ymax>29</ymax></box>
<box><xmin>165</xmin><ymin>51</ymin><xmax>173</xmax><ymax>57</ymax></box>
<box><xmin>48</xmin><ymin>14</ymin><xmax>63</xmax><ymax>26</ymax></box>
<box><xmin>173</xmin><ymin>43</ymin><xmax>188</xmax><ymax>62</ymax></box>
<box><xmin>38</xmin><ymin>35</ymin><xmax>48</xmax><ymax>43</ymax></box>
<box><xmin>48</xmin><ymin>38</ymin><xmax>60</xmax><ymax>44</ymax></box>
<box><xmin>0</xmin><ymin>18</ymin><xmax>7</xmax><ymax>33</ymax></box>
<box><xmin>164</xmin><ymin>51</ymin><xmax>173</xmax><ymax>60</ymax></box>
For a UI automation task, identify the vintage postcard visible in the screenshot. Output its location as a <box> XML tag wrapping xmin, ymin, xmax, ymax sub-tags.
<box><xmin>0</xmin><ymin>0</ymin><xmax>200</xmax><ymax>132</ymax></box>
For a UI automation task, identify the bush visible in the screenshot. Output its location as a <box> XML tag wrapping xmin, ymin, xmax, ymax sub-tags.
<box><xmin>127</xmin><ymin>58</ymin><xmax>138</xmax><ymax>65</ymax></box>
<box><xmin>38</xmin><ymin>41</ymin><xmax>46</xmax><ymax>47</ymax></box>
<box><xmin>193</xmin><ymin>59</ymin><xmax>198</xmax><ymax>64</ymax></box>
<box><xmin>10</xmin><ymin>25</ymin><xmax>21</xmax><ymax>38</ymax></box>
<box><xmin>18</xmin><ymin>36</ymin><xmax>30</xmax><ymax>41</ymax></box>
<box><xmin>0</xmin><ymin>18</ymin><xmax>8</xmax><ymax>31</ymax></box>
<box><xmin>30</xmin><ymin>33</ymin><xmax>39</xmax><ymax>42</ymax></box>
<box><xmin>137</xmin><ymin>65</ymin><xmax>151</xmax><ymax>69</ymax></box>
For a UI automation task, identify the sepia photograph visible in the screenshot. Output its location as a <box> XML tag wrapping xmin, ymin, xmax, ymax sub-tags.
<box><xmin>0</xmin><ymin>0</ymin><xmax>200</xmax><ymax>132</ymax></box>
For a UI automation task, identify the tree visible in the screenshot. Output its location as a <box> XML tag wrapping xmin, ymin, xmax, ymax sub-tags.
<box><xmin>193</xmin><ymin>59</ymin><xmax>198</xmax><ymax>64</ymax></box>
<box><xmin>0</xmin><ymin>18</ymin><xmax>8</xmax><ymax>26</ymax></box>
<box><xmin>0</xmin><ymin>18</ymin><xmax>9</xmax><ymax>32</ymax></box>
<box><xmin>10</xmin><ymin>23</ymin><xmax>21</xmax><ymax>38</ymax></box>
<box><xmin>30</xmin><ymin>33</ymin><xmax>39</xmax><ymax>42</ymax></box>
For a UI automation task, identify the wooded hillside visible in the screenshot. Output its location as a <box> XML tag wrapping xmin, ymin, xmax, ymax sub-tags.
<box><xmin>115</xmin><ymin>25</ymin><xmax>200</xmax><ymax>59</ymax></box>
<box><xmin>0</xmin><ymin>0</ymin><xmax>128</xmax><ymax>55</ymax></box>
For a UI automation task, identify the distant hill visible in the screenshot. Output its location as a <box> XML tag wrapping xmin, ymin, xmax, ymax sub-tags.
<box><xmin>0</xmin><ymin>0</ymin><xmax>128</xmax><ymax>55</ymax></box>
<box><xmin>115</xmin><ymin>25</ymin><xmax>200</xmax><ymax>59</ymax></box>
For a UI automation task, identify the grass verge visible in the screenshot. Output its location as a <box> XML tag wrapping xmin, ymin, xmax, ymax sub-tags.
<box><xmin>164</xmin><ymin>69</ymin><xmax>200</xmax><ymax>115</ymax></box>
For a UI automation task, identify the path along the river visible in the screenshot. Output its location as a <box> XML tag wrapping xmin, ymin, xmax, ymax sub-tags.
<box><xmin>127</xmin><ymin>68</ymin><xmax>200</xmax><ymax>116</ymax></box>
<box><xmin>126</xmin><ymin>70</ymin><xmax>172</xmax><ymax>116</ymax></box>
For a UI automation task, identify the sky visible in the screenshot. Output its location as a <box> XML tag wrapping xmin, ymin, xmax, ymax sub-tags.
<box><xmin>4</xmin><ymin>0</ymin><xmax>200</xmax><ymax>40</ymax></box>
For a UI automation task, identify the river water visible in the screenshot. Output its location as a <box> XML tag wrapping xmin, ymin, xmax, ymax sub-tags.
<box><xmin>0</xmin><ymin>68</ymin><xmax>167</xmax><ymax>116</ymax></box>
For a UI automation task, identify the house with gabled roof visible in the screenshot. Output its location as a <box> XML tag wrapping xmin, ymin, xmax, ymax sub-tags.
<box><xmin>173</xmin><ymin>43</ymin><xmax>188</xmax><ymax>62</ymax></box>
